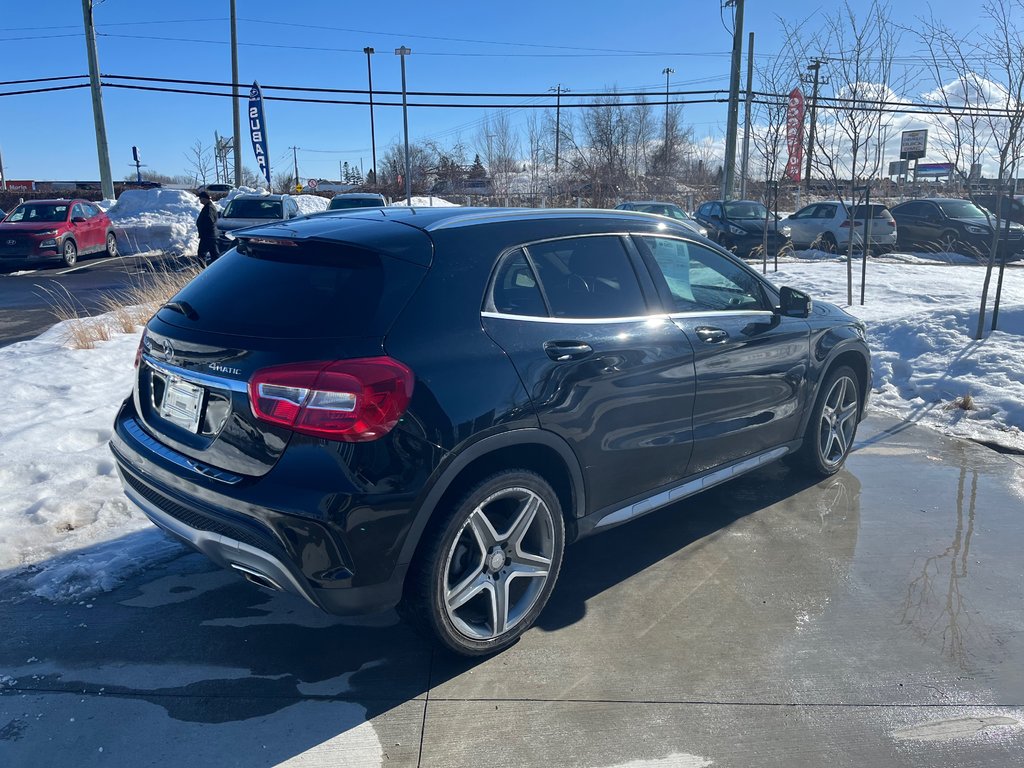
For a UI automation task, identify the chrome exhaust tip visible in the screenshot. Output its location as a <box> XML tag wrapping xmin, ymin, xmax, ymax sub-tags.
<box><xmin>231</xmin><ymin>563</ymin><xmax>283</xmax><ymax>592</ymax></box>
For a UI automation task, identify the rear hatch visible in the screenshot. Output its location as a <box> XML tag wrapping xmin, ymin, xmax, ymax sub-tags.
<box><xmin>132</xmin><ymin>217</ymin><xmax>431</xmax><ymax>477</ymax></box>
<box><xmin>849</xmin><ymin>204</ymin><xmax>896</xmax><ymax>238</ymax></box>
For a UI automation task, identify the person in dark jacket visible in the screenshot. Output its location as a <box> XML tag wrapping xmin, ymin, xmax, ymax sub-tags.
<box><xmin>196</xmin><ymin>191</ymin><xmax>220</xmax><ymax>265</ymax></box>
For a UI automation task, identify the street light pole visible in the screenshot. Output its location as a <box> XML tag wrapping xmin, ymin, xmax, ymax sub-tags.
<box><xmin>80</xmin><ymin>0</ymin><xmax>114</xmax><ymax>201</ymax></box>
<box><xmin>230</xmin><ymin>0</ymin><xmax>242</xmax><ymax>187</ymax></box>
<box><xmin>396</xmin><ymin>46</ymin><xmax>412</xmax><ymax>205</ymax></box>
<box><xmin>662</xmin><ymin>67</ymin><xmax>674</xmax><ymax>173</ymax></box>
<box><xmin>802</xmin><ymin>58</ymin><xmax>828</xmax><ymax>193</ymax></box>
<box><xmin>363</xmin><ymin>47</ymin><xmax>378</xmax><ymax>185</ymax></box>
<box><xmin>739</xmin><ymin>32</ymin><xmax>754</xmax><ymax>199</ymax></box>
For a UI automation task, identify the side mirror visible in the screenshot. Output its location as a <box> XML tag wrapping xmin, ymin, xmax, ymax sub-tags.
<box><xmin>779</xmin><ymin>286</ymin><xmax>812</xmax><ymax>318</ymax></box>
<box><xmin>72</xmin><ymin>216</ymin><xmax>87</xmax><ymax>224</ymax></box>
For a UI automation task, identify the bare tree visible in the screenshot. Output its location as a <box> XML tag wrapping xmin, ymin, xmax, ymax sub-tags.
<box><xmin>922</xmin><ymin>1</ymin><xmax>1024</xmax><ymax>337</ymax></box>
<box><xmin>808</xmin><ymin>0</ymin><xmax>900</xmax><ymax>303</ymax></box>
<box><xmin>184</xmin><ymin>140</ymin><xmax>214</xmax><ymax>187</ymax></box>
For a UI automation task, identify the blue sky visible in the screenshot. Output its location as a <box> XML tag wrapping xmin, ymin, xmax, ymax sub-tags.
<box><xmin>1</xmin><ymin>0</ymin><xmax>963</xmax><ymax>182</ymax></box>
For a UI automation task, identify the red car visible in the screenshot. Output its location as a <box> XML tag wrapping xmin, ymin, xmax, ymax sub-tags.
<box><xmin>0</xmin><ymin>198</ymin><xmax>118</xmax><ymax>267</ymax></box>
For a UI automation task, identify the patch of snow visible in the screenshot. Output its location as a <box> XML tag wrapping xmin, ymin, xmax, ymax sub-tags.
<box><xmin>597</xmin><ymin>754</ymin><xmax>713</xmax><ymax>768</ymax></box>
<box><xmin>293</xmin><ymin>194</ymin><xmax>329</xmax><ymax>216</ymax></box>
<box><xmin>390</xmin><ymin>195</ymin><xmax>459</xmax><ymax>208</ymax></box>
<box><xmin>106</xmin><ymin>189</ymin><xmax>201</xmax><ymax>257</ymax></box>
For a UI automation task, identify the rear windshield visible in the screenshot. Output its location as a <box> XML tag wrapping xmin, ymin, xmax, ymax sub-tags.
<box><xmin>158</xmin><ymin>240</ymin><xmax>426</xmax><ymax>339</ymax></box>
<box><xmin>223</xmin><ymin>198</ymin><xmax>283</xmax><ymax>219</ymax></box>
<box><xmin>6</xmin><ymin>203</ymin><xmax>69</xmax><ymax>223</ymax></box>
<box><xmin>633</xmin><ymin>204</ymin><xmax>691</xmax><ymax>221</ymax></box>
<box><xmin>850</xmin><ymin>205</ymin><xmax>891</xmax><ymax>219</ymax></box>
<box><xmin>329</xmin><ymin>196</ymin><xmax>383</xmax><ymax>210</ymax></box>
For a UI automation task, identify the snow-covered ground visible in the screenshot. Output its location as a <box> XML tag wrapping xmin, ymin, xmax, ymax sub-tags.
<box><xmin>0</xmin><ymin>254</ymin><xmax>1021</xmax><ymax>601</ymax></box>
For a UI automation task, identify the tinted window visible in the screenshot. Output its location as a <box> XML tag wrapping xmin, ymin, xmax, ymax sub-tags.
<box><xmin>724</xmin><ymin>201</ymin><xmax>769</xmax><ymax>219</ymax></box>
<box><xmin>791</xmin><ymin>205</ymin><xmax>816</xmax><ymax>219</ymax></box>
<box><xmin>817</xmin><ymin>204</ymin><xmax>838</xmax><ymax>218</ymax></box>
<box><xmin>894</xmin><ymin>202</ymin><xmax>922</xmax><ymax>216</ymax></box>
<box><xmin>159</xmin><ymin>240</ymin><xmax>426</xmax><ymax>339</ymax></box>
<box><xmin>850</xmin><ymin>204</ymin><xmax>891</xmax><ymax>219</ymax></box>
<box><xmin>72</xmin><ymin>204</ymin><xmax>86</xmax><ymax>219</ymax></box>
<box><xmin>329</xmin><ymin>196</ymin><xmax>385</xmax><ymax>210</ymax></box>
<box><xmin>6</xmin><ymin>203</ymin><xmax>69</xmax><ymax>223</ymax></box>
<box><xmin>526</xmin><ymin>236</ymin><xmax>647</xmax><ymax>319</ymax></box>
<box><xmin>936</xmin><ymin>200</ymin><xmax>987</xmax><ymax>219</ymax></box>
<box><xmin>638</xmin><ymin>237</ymin><xmax>766</xmax><ymax>313</ymax></box>
<box><xmin>223</xmin><ymin>199</ymin><xmax>283</xmax><ymax>219</ymax></box>
<box><xmin>85</xmin><ymin>203</ymin><xmax>102</xmax><ymax>217</ymax></box>
<box><xmin>490</xmin><ymin>249</ymin><xmax>546</xmax><ymax>316</ymax></box>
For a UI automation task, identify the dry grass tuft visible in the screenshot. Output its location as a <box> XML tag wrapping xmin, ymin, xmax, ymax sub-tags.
<box><xmin>42</xmin><ymin>258</ymin><xmax>206</xmax><ymax>349</ymax></box>
<box><xmin>945</xmin><ymin>393</ymin><xmax>977</xmax><ymax>411</ymax></box>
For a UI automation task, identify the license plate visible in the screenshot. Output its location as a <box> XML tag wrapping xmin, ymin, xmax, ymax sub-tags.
<box><xmin>160</xmin><ymin>376</ymin><xmax>204</xmax><ymax>433</ymax></box>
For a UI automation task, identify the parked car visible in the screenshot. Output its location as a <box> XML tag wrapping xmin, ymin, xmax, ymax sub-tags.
<box><xmin>0</xmin><ymin>198</ymin><xmax>117</xmax><ymax>267</ymax></box>
<box><xmin>783</xmin><ymin>201</ymin><xmax>897</xmax><ymax>253</ymax></box>
<box><xmin>971</xmin><ymin>193</ymin><xmax>1024</xmax><ymax>228</ymax></box>
<box><xmin>110</xmin><ymin>207</ymin><xmax>870</xmax><ymax>656</ymax></box>
<box><xmin>198</xmin><ymin>183</ymin><xmax>234</xmax><ymax>196</ymax></box>
<box><xmin>216</xmin><ymin>193</ymin><xmax>299</xmax><ymax>252</ymax></box>
<box><xmin>614</xmin><ymin>201</ymin><xmax>708</xmax><ymax>237</ymax></box>
<box><xmin>694</xmin><ymin>199</ymin><xmax>792</xmax><ymax>258</ymax></box>
<box><xmin>326</xmin><ymin>192</ymin><xmax>389</xmax><ymax>211</ymax></box>
<box><xmin>890</xmin><ymin>197</ymin><xmax>1024</xmax><ymax>258</ymax></box>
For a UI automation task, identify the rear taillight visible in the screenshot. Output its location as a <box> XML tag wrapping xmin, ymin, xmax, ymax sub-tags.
<box><xmin>248</xmin><ymin>357</ymin><xmax>414</xmax><ymax>442</ymax></box>
<box><xmin>839</xmin><ymin>220</ymin><xmax>863</xmax><ymax>228</ymax></box>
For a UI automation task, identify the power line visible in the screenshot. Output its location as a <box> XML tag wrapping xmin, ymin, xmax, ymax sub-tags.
<box><xmin>0</xmin><ymin>75</ymin><xmax>87</xmax><ymax>86</ymax></box>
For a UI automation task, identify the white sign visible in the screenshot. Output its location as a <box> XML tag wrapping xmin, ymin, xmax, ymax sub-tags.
<box><xmin>306</xmin><ymin>178</ymin><xmax>318</xmax><ymax>189</ymax></box>
<box><xmin>900</xmin><ymin>130</ymin><xmax>928</xmax><ymax>159</ymax></box>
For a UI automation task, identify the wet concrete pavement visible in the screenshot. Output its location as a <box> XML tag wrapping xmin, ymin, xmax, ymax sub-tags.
<box><xmin>1</xmin><ymin>414</ymin><xmax>1023</xmax><ymax>767</ymax></box>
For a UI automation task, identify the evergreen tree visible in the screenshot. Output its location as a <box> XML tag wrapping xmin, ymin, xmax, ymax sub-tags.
<box><xmin>468</xmin><ymin>154</ymin><xmax>487</xmax><ymax>180</ymax></box>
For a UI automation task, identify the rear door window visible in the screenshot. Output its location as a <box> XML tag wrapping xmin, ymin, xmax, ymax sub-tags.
<box><xmin>524</xmin><ymin>236</ymin><xmax>648</xmax><ymax>319</ymax></box>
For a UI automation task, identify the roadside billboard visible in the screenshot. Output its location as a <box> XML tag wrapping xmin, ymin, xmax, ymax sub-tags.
<box><xmin>900</xmin><ymin>130</ymin><xmax>928</xmax><ymax>160</ymax></box>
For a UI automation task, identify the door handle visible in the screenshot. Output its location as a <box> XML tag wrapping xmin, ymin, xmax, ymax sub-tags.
<box><xmin>695</xmin><ymin>326</ymin><xmax>729</xmax><ymax>343</ymax></box>
<box><xmin>544</xmin><ymin>340</ymin><xmax>593</xmax><ymax>362</ymax></box>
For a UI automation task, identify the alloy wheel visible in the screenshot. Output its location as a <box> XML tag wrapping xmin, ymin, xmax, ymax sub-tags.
<box><xmin>442</xmin><ymin>486</ymin><xmax>555</xmax><ymax>641</ymax></box>
<box><xmin>817</xmin><ymin>375</ymin><xmax>859</xmax><ymax>468</ymax></box>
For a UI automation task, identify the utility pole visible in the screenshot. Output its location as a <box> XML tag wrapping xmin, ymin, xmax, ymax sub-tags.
<box><xmin>721</xmin><ymin>0</ymin><xmax>745</xmax><ymax>201</ymax></box>
<box><xmin>291</xmin><ymin>146</ymin><xmax>299</xmax><ymax>189</ymax></box>
<box><xmin>214</xmin><ymin>131</ymin><xmax>221</xmax><ymax>184</ymax></box>
<box><xmin>549</xmin><ymin>85</ymin><xmax>568</xmax><ymax>173</ymax></box>
<box><xmin>0</xmin><ymin>142</ymin><xmax>7</xmax><ymax>191</ymax></box>
<box><xmin>81</xmin><ymin>0</ymin><xmax>114</xmax><ymax>201</ymax></box>
<box><xmin>395</xmin><ymin>46</ymin><xmax>412</xmax><ymax>205</ymax></box>
<box><xmin>363</xmin><ymin>47</ymin><xmax>378</xmax><ymax>185</ymax></box>
<box><xmin>739</xmin><ymin>32</ymin><xmax>754</xmax><ymax>199</ymax></box>
<box><xmin>802</xmin><ymin>58</ymin><xmax>828</xmax><ymax>193</ymax></box>
<box><xmin>662</xmin><ymin>67</ymin><xmax>674</xmax><ymax>173</ymax></box>
<box><xmin>230</xmin><ymin>0</ymin><xmax>242</xmax><ymax>187</ymax></box>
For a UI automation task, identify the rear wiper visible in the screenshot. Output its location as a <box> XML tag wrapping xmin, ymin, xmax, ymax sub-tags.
<box><xmin>162</xmin><ymin>301</ymin><xmax>199</xmax><ymax>321</ymax></box>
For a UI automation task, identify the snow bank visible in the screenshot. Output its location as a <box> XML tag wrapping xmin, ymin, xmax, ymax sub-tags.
<box><xmin>0</xmin><ymin>320</ymin><xmax>183</xmax><ymax>600</ymax></box>
<box><xmin>773</xmin><ymin>262</ymin><xmax>1024</xmax><ymax>452</ymax></box>
<box><xmin>293</xmin><ymin>194</ymin><xmax>329</xmax><ymax>215</ymax></box>
<box><xmin>390</xmin><ymin>195</ymin><xmax>459</xmax><ymax>207</ymax></box>
<box><xmin>107</xmin><ymin>189</ymin><xmax>201</xmax><ymax>256</ymax></box>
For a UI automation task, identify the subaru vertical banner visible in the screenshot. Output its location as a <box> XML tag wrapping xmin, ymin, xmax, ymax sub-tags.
<box><xmin>248</xmin><ymin>81</ymin><xmax>271</xmax><ymax>187</ymax></box>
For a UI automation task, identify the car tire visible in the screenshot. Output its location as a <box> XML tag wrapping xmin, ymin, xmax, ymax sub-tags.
<box><xmin>403</xmin><ymin>469</ymin><xmax>565</xmax><ymax>656</ymax></box>
<box><xmin>794</xmin><ymin>365</ymin><xmax>862</xmax><ymax>478</ymax></box>
<box><xmin>61</xmin><ymin>239</ymin><xmax>78</xmax><ymax>267</ymax></box>
<box><xmin>105</xmin><ymin>231</ymin><xmax>118</xmax><ymax>257</ymax></box>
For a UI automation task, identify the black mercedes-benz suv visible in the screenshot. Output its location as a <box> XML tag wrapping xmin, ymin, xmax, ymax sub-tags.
<box><xmin>110</xmin><ymin>207</ymin><xmax>870</xmax><ymax>655</ymax></box>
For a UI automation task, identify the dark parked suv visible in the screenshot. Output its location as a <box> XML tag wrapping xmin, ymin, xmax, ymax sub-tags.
<box><xmin>890</xmin><ymin>197</ymin><xmax>1024</xmax><ymax>258</ymax></box>
<box><xmin>694</xmin><ymin>199</ymin><xmax>792</xmax><ymax>258</ymax></box>
<box><xmin>110</xmin><ymin>207</ymin><xmax>870</xmax><ymax>655</ymax></box>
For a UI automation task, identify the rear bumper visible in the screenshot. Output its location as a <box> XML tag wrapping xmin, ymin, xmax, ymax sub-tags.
<box><xmin>109</xmin><ymin>403</ymin><xmax>417</xmax><ymax>615</ymax></box>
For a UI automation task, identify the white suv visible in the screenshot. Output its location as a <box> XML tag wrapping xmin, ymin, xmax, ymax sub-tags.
<box><xmin>784</xmin><ymin>201</ymin><xmax>897</xmax><ymax>253</ymax></box>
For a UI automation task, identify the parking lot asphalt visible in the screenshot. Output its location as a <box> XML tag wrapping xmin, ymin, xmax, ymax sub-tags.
<box><xmin>1</xmin><ymin>413</ymin><xmax>1023</xmax><ymax>767</ymax></box>
<box><xmin>0</xmin><ymin>252</ymin><xmax>187</xmax><ymax>346</ymax></box>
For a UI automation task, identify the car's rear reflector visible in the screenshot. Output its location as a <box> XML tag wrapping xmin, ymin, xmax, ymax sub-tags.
<box><xmin>249</xmin><ymin>357</ymin><xmax>413</xmax><ymax>441</ymax></box>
